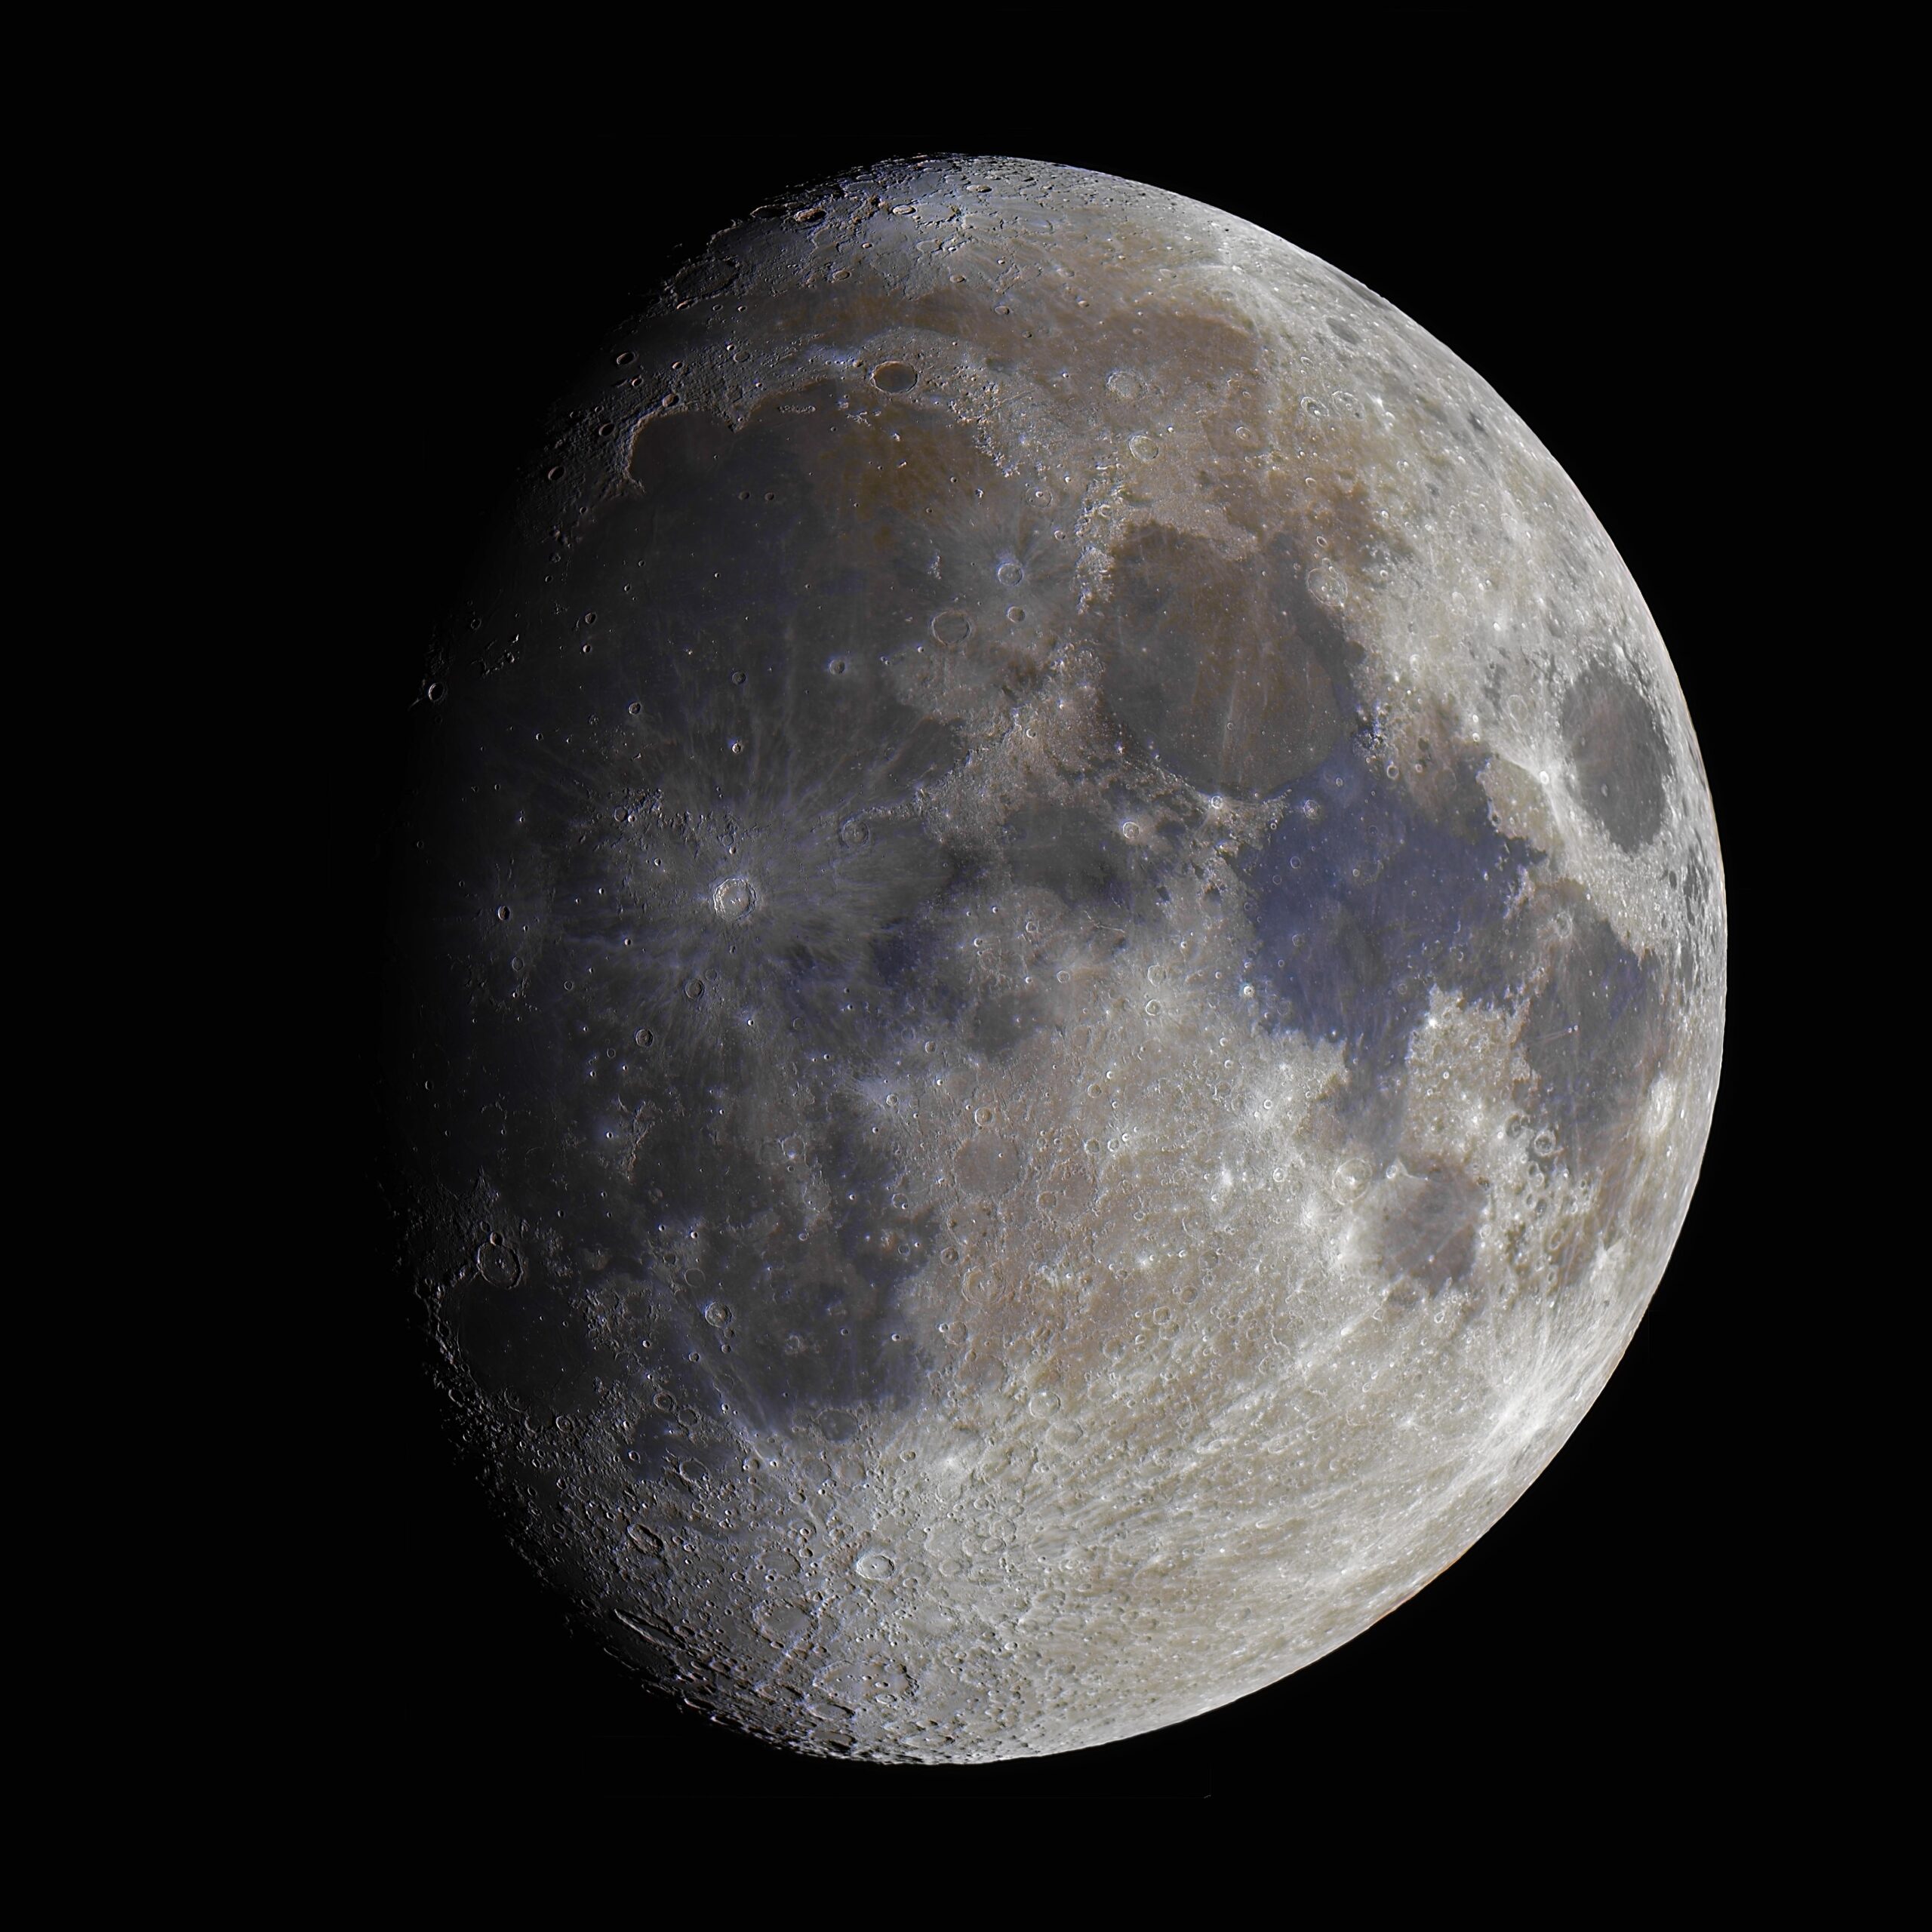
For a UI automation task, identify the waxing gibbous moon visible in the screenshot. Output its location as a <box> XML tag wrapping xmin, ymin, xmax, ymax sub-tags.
<box><xmin>389</xmin><ymin>155</ymin><xmax>1725</xmax><ymax>1763</ymax></box>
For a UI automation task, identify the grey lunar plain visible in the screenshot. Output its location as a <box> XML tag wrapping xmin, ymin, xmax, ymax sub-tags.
<box><xmin>390</xmin><ymin>156</ymin><xmax>1726</xmax><ymax>1762</ymax></box>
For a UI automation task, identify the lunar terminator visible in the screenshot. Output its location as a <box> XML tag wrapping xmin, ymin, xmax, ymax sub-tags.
<box><xmin>389</xmin><ymin>155</ymin><xmax>1725</xmax><ymax>1762</ymax></box>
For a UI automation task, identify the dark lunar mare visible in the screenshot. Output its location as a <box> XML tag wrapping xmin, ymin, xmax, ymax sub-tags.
<box><xmin>1561</xmin><ymin>663</ymin><xmax>1672</xmax><ymax>853</ymax></box>
<box><xmin>1236</xmin><ymin>717</ymin><xmax>1668</xmax><ymax>1247</ymax></box>
<box><xmin>392</xmin><ymin>384</ymin><xmax>1038</xmax><ymax>1438</ymax></box>
<box><xmin>1100</xmin><ymin>525</ymin><xmax>1359</xmax><ymax>798</ymax></box>
<box><xmin>1519</xmin><ymin>897</ymin><xmax>1660</xmax><ymax>1174</ymax></box>
<box><xmin>1241</xmin><ymin>722</ymin><xmax>1540</xmax><ymax>1130</ymax></box>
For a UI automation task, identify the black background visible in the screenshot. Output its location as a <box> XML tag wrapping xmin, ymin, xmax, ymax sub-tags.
<box><xmin>368</xmin><ymin>93</ymin><xmax>1790</xmax><ymax>1799</ymax></box>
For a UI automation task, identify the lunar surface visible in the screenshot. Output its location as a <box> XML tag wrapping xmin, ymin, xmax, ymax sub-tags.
<box><xmin>389</xmin><ymin>156</ymin><xmax>1725</xmax><ymax>1762</ymax></box>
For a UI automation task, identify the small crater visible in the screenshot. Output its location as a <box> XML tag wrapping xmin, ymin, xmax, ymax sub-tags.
<box><xmin>1330</xmin><ymin>1157</ymin><xmax>1372</xmax><ymax>1205</ymax></box>
<box><xmin>1306</xmin><ymin>561</ymin><xmax>1347</xmax><ymax>611</ymax></box>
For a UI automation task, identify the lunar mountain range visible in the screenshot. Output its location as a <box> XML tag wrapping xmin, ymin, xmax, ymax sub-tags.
<box><xmin>389</xmin><ymin>155</ymin><xmax>1726</xmax><ymax>1763</ymax></box>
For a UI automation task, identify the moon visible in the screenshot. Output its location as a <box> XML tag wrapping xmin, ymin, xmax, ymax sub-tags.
<box><xmin>389</xmin><ymin>155</ymin><xmax>1725</xmax><ymax>1763</ymax></box>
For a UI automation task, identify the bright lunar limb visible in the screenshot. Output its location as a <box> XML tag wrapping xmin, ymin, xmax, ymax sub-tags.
<box><xmin>389</xmin><ymin>156</ymin><xmax>1725</xmax><ymax>1763</ymax></box>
